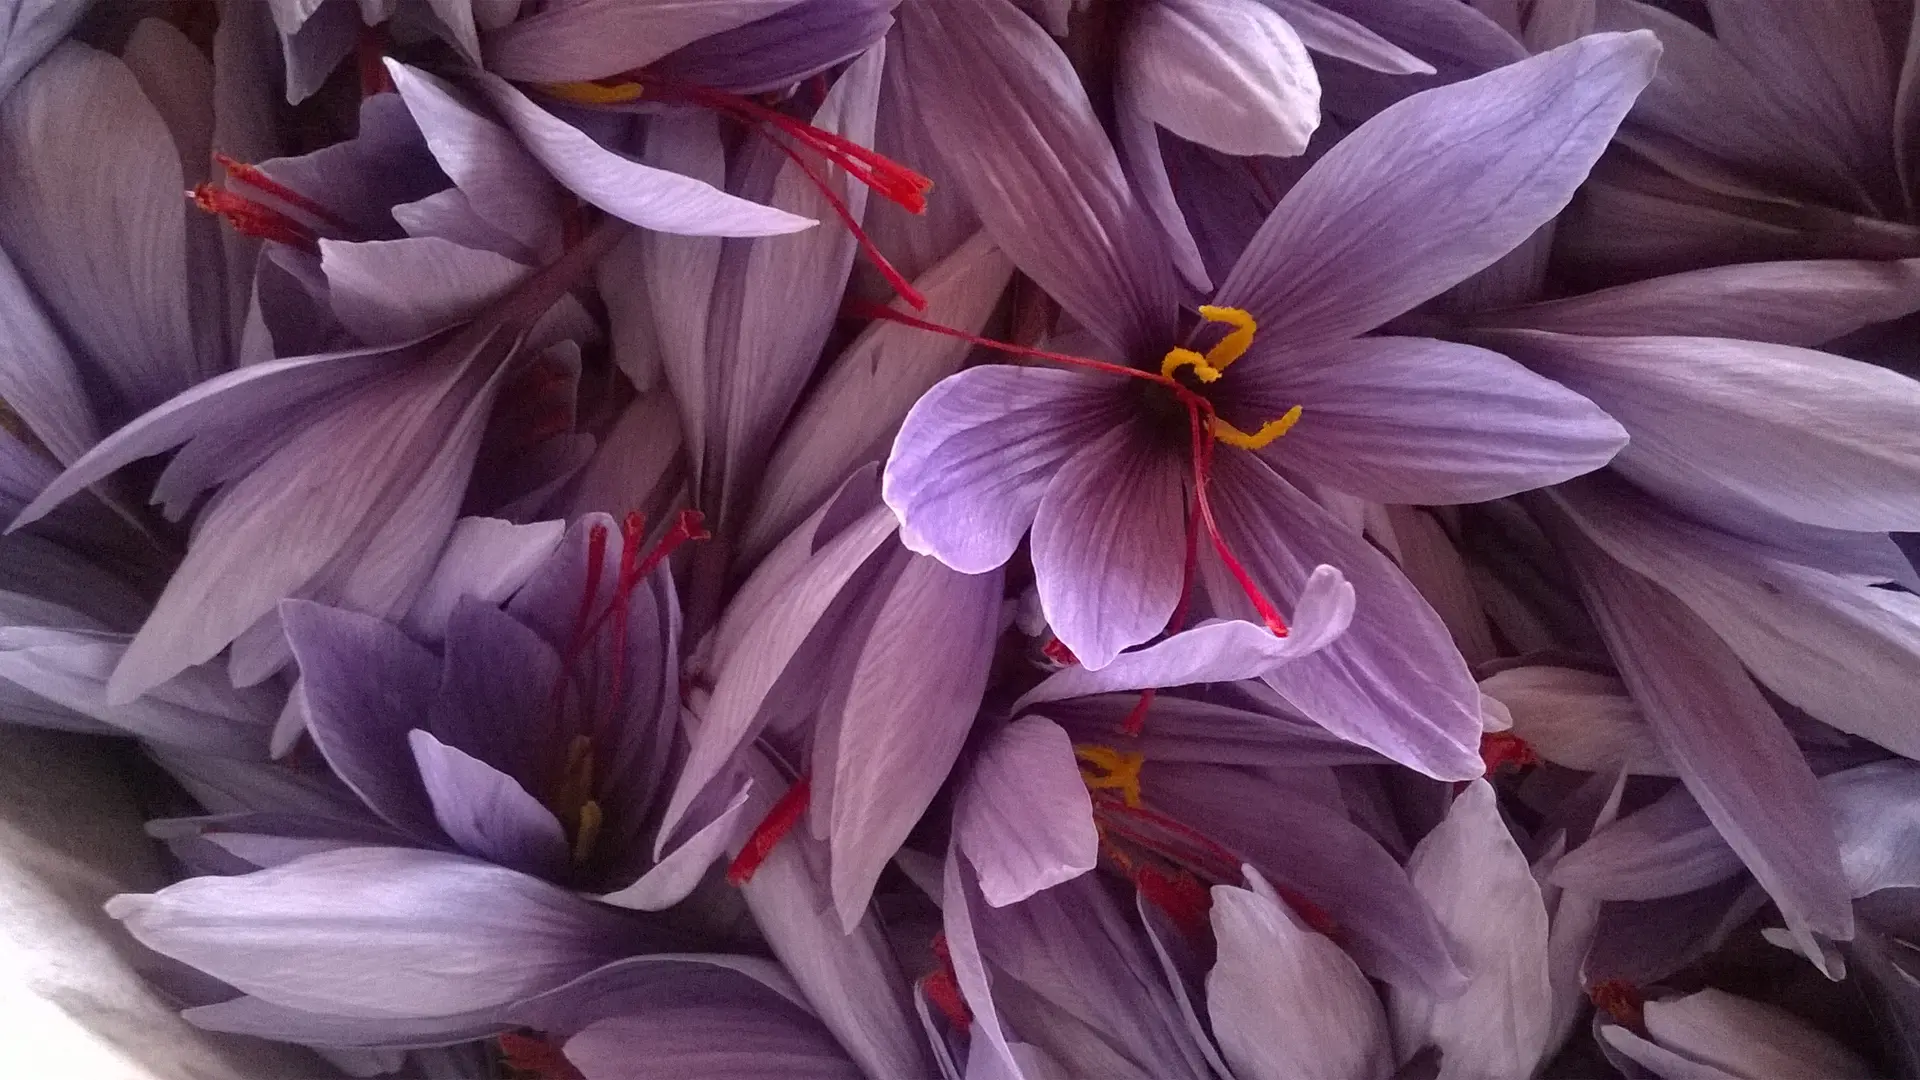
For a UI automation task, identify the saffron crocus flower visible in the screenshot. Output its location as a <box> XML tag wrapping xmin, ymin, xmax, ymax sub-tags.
<box><xmin>1599</xmin><ymin>988</ymin><xmax>1874</xmax><ymax>1080</ymax></box>
<box><xmin>883</xmin><ymin>0</ymin><xmax>1652</xmax><ymax>779</ymax></box>
<box><xmin>1561</xmin><ymin>0</ymin><xmax>1920</xmax><ymax>283</ymax></box>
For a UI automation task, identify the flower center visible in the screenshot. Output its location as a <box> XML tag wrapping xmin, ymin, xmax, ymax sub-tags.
<box><xmin>1159</xmin><ymin>306</ymin><xmax>1303</xmax><ymax>450</ymax></box>
<box><xmin>1074</xmin><ymin>743</ymin><xmax>1145</xmax><ymax>807</ymax></box>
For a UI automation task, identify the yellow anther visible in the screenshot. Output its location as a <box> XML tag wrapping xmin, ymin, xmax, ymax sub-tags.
<box><xmin>1074</xmin><ymin>744</ymin><xmax>1146</xmax><ymax>808</ymax></box>
<box><xmin>1197</xmin><ymin>305</ymin><xmax>1256</xmax><ymax>370</ymax></box>
<box><xmin>1212</xmin><ymin>405</ymin><xmax>1304</xmax><ymax>451</ymax></box>
<box><xmin>1160</xmin><ymin>347</ymin><xmax>1223</xmax><ymax>384</ymax></box>
<box><xmin>542</xmin><ymin>80</ymin><xmax>645</xmax><ymax>106</ymax></box>
<box><xmin>572</xmin><ymin>800</ymin><xmax>603</xmax><ymax>865</ymax></box>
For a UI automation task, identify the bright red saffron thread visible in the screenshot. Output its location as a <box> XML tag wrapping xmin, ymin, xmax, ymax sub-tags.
<box><xmin>726</xmin><ymin>774</ymin><xmax>812</xmax><ymax>886</ymax></box>
<box><xmin>1120</xmin><ymin>688</ymin><xmax>1156</xmax><ymax>737</ymax></box>
<box><xmin>921</xmin><ymin>934</ymin><xmax>974</xmax><ymax>1033</ymax></box>
<box><xmin>189</xmin><ymin>185</ymin><xmax>321</xmax><ymax>253</ymax></box>
<box><xmin>1041</xmin><ymin>637</ymin><xmax>1078</xmax><ymax>666</ymax></box>
<box><xmin>1480</xmin><ymin>731</ymin><xmax>1540</xmax><ymax>773</ymax></box>
<box><xmin>760</xmin><ymin>130</ymin><xmax>926</xmax><ymax>309</ymax></box>
<box><xmin>1133</xmin><ymin>863</ymin><xmax>1213</xmax><ymax>935</ymax></box>
<box><xmin>214</xmin><ymin>154</ymin><xmax>353</xmax><ymax>232</ymax></box>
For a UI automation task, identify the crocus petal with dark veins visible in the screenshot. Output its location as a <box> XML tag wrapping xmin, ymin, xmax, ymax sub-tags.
<box><xmin>1122</xmin><ymin>0</ymin><xmax>1321</xmax><ymax>158</ymax></box>
<box><xmin>408</xmin><ymin>729</ymin><xmax>570</xmax><ymax>880</ymax></box>
<box><xmin>1204</xmin><ymin>452</ymin><xmax>1483</xmax><ymax>780</ymax></box>
<box><xmin>107</xmin><ymin>847</ymin><xmax>642</xmax><ymax>1021</ymax></box>
<box><xmin>1388</xmin><ymin>781</ymin><xmax>1552</xmax><ymax>1080</ymax></box>
<box><xmin>320</xmin><ymin>237</ymin><xmax>532</xmax><ymax>344</ymax></box>
<box><xmin>1015</xmin><ymin>565</ymin><xmax>1353</xmax><ymax>709</ymax></box>
<box><xmin>471</xmin><ymin>72</ymin><xmax>817</xmax><ymax>238</ymax></box>
<box><xmin>884</xmin><ymin>366</ymin><xmax>1132</xmax><ymax>575</ymax></box>
<box><xmin>1214</xmin><ymin>31</ymin><xmax>1659</xmax><ymax>347</ymax></box>
<box><xmin>1030</xmin><ymin>421</ymin><xmax>1187</xmax><ymax>669</ymax></box>
<box><xmin>1207</xmin><ymin>866</ymin><xmax>1393</xmax><ymax>1080</ymax></box>
<box><xmin>895</xmin><ymin>0</ymin><xmax>1180</xmax><ymax>359</ymax></box>
<box><xmin>1223</xmin><ymin>335</ymin><xmax>1626</xmax><ymax>504</ymax></box>
<box><xmin>955</xmin><ymin>716</ymin><xmax>1097</xmax><ymax>908</ymax></box>
<box><xmin>480</xmin><ymin>0</ymin><xmax>803</xmax><ymax>83</ymax></box>
<box><xmin>400</xmin><ymin>517</ymin><xmax>565</xmax><ymax>643</ymax></box>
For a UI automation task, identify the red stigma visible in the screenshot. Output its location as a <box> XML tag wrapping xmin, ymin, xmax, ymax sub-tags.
<box><xmin>1480</xmin><ymin>731</ymin><xmax>1539</xmax><ymax>773</ymax></box>
<box><xmin>1120</xmin><ymin>688</ymin><xmax>1155</xmax><ymax>737</ymax></box>
<box><xmin>1041</xmin><ymin>636</ymin><xmax>1078</xmax><ymax>666</ymax></box>
<box><xmin>921</xmin><ymin>934</ymin><xmax>974</xmax><ymax>1033</ymax></box>
<box><xmin>726</xmin><ymin>773</ymin><xmax>811</xmax><ymax>886</ymax></box>
<box><xmin>498</xmin><ymin>1032</ymin><xmax>583</xmax><ymax>1080</ymax></box>
<box><xmin>1133</xmin><ymin>863</ymin><xmax>1213</xmax><ymax>936</ymax></box>
<box><xmin>213</xmin><ymin>155</ymin><xmax>353</xmax><ymax>233</ymax></box>
<box><xmin>189</xmin><ymin>185</ymin><xmax>321</xmax><ymax>253</ymax></box>
<box><xmin>1589</xmin><ymin>979</ymin><xmax>1645</xmax><ymax>1032</ymax></box>
<box><xmin>1272</xmin><ymin>882</ymin><xmax>1344</xmax><ymax>941</ymax></box>
<box><xmin>356</xmin><ymin>24</ymin><xmax>393</xmax><ymax>98</ymax></box>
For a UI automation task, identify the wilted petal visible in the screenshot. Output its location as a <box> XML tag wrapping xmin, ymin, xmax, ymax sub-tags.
<box><xmin>1214</xmin><ymin>31</ymin><xmax>1658</xmax><ymax>345</ymax></box>
<box><xmin>1225</xmin><ymin>335</ymin><xmax>1626</xmax><ymax>504</ymax></box>
<box><xmin>1388</xmin><ymin>781</ymin><xmax>1552</xmax><ymax>1080</ymax></box>
<box><xmin>883</xmin><ymin>366</ymin><xmax>1131</xmax><ymax>575</ymax></box>
<box><xmin>1016</xmin><ymin>566</ymin><xmax>1353</xmax><ymax>709</ymax></box>
<box><xmin>109</xmin><ymin>847</ymin><xmax>640</xmax><ymax>1020</ymax></box>
<box><xmin>955</xmin><ymin>716</ymin><xmax>1097</xmax><ymax>908</ymax></box>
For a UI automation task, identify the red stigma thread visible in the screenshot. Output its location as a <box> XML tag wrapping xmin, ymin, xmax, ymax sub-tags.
<box><xmin>1120</xmin><ymin>688</ymin><xmax>1156</xmax><ymax>738</ymax></box>
<box><xmin>498</xmin><ymin>1032</ymin><xmax>583</xmax><ymax>1080</ymax></box>
<box><xmin>726</xmin><ymin>773</ymin><xmax>812</xmax><ymax>886</ymax></box>
<box><xmin>1589</xmin><ymin>980</ymin><xmax>1645</xmax><ymax>1032</ymax></box>
<box><xmin>1041</xmin><ymin>636</ymin><xmax>1078</xmax><ymax>666</ymax></box>
<box><xmin>843</xmin><ymin>302</ymin><xmax>1294</xmax><ymax>639</ymax></box>
<box><xmin>1480</xmin><ymin>731</ymin><xmax>1540</xmax><ymax>774</ymax></box>
<box><xmin>213</xmin><ymin>155</ymin><xmax>353</xmax><ymax>232</ymax></box>
<box><xmin>189</xmin><ymin>186</ymin><xmax>320</xmax><ymax>253</ymax></box>
<box><xmin>921</xmin><ymin>934</ymin><xmax>974</xmax><ymax>1033</ymax></box>
<box><xmin>356</xmin><ymin>24</ymin><xmax>393</xmax><ymax>98</ymax></box>
<box><xmin>1133</xmin><ymin>863</ymin><xmax>1214</xmax><ymax>936</ymax></box>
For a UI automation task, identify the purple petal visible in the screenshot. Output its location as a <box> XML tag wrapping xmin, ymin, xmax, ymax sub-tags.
<box><xmin>1205</xmin><ymin>452</ymin><xmax>1484</xmax><ymax>781</ymax></box>
<box><xmin>649</xmin><ymin>0</ymin><xmax>895</xmax><ymax>95</ymax></box>
<box><xmin>1387</xmin><ymin>781</ymin><xmax>1552</xmax><ymax>1078</ymax></box>
<box><xmin>1225</xmin><ymin>334</ymin><xmax>1626</xmax><ymax>504</ymax></box>
<box><xmin>1016</xmin><ymin>566</ymin><xmax>1354</xmax><ymax>709</ymax></box>
<box><xmin>471</xmin><ymin>72</ymin><xmax>817</xmax><ymax>238</ymax></box>
<box><xmin>1122</xmin><ymin>0</ymin><xmax>1321</xmax><ymax>158</ymax></box>
<box><xmin>480</xmin><ymin>0</ymin><xmax>801</xmax><ymax>83</ymax></box>
<box><xmin>106</xmin><ymin>847</ymin><xmax>636</xmax><ymax>1019</ymax></box>
<box><xmin>1044</xmin><ymin>692</ymin><xmax>1387</xmax><ymax>769</ymax></box>
<box><xmin>1031</xmin><ymin>421</ymin><xmax>1187</xmax><ymax>669</ymax></box>
<box><xmin>883</xmin><ymin>366</ymin><xmax>1131</xmax><ymax>575</ymax></box>
<box><xmin>955</xmin><ymin>716</ymin><xmax>1097</xmax><ymax>908</ymax></box>
<box><xmin>400</xmin><ymin>516</ymin><xmax>565</xmax><ymax>643</ymax></box>
<box><xmin>1827</xmin><ymin>762</ymin><xmax>1920</xmax><ymax>897</ymax></box>
<box><xmin>0</xmin><ymin>244</ymin><xmax>99</xmax><ymax>466</ymax></box>
<box><xmin>1476</xmin><ymin>258</ymin><xmax>1920</xmax><ymax>347</ymax></box>
<box><xmin>1261</xmin><ymin>0</ymin><xmax>1434</xmax><ymax>75</ymax></box>
<box><xmin>894</xmin><ymin>0</ymin><xmax>1180</xmax><ymax>358</ymax></box>
<box><xmin>281</xmin><ymin>601</ymin><xmax>442</xmax><ymax>840</ymax></box>
<box><xmin>1552</xmin><ymin>786</ymin><xmax>1746</xmax><ymax>901</ymax></box>
<box><xmin>425</xmin><ymin>596</ymin><xmax>564</xmax><ymax>791</ymax></box>
<box><xmin>1504</xmin><ymin>330</ymin><xmax>1920</xmax><ymax>534</ymax></box>
<box><xmin>597</xmin><ymin>783</ymin><xmax>752</xmax><ymax>912</ymax></box>
<box><xmin>823</xmin><ymin>555</ymin><xmax>1002</xmax><ymax>928</ymax></box>
<box><xmin>1641</xmin><ymin>987</ymin><xmax>1875</xmax><ymax>1080</ymax></box>
<box><xmin>1479</xmin><ymin>666</ymin><xmax>1673</xmax><ymax>776</ymax></box>
<box><xmin>321</xmin><ymin>237</ymin><xmax>531</xmax><ymax>344</ymax></box>
<box><xmin>408</xmin><ymin>729</ymin><xmax>570</xmax><ymax>880</ymax></box>
<box><xmin>565</xmin><ymin>1000</ymin><xmax>864</xmax><ymax>1080</ymax></box>
<box><xmin>0</xmin><ymin>0</ymin><xmax>87</xmax><ymax>100</ymax></box>
<box><xmin>1214</xmin><ymin>31</ymin><xmax>1658</xmax><ymax>346</ymax></box>
<box><xmin>1552</xmin><ymin>505</ymin><xmax>1854</xmax><ymax>946</ymax></box>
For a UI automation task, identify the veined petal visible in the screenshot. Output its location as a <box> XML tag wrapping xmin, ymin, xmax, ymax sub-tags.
<box><xmin>471</xmin><ymin>72</ymin><xmax>817</xmax><ymax>238</ymax></box>
<box><xmin>1551</xmin><ymin>786</ymin><xmax>1746</xmax><ymax>901</ymax></box>
<box><xmin>409</xmin><ymin>729</ymin><xmax>570</xmax><ymax>880</ymax></box>
<box><xmin>480</xmin><ymin>0</ymin><xmax>802</xmax><ymax>83</ymax></box>
<box><xmin>883</xmin><ymin>366</ymin><xmax>1131</xmax><ymax>575</ymax></box>
<box><xmin>1829</xmin><ymin>762</ymin><xmax>1920</xmax><ymax>898</ymax></box>
<box><xmin>0</xmin><ymin>244</ymin><xmax>97</xmax><ymax>466</ymax></box>
<box><xmin>400</xmin><ymin>516</ymin><xmax>565</xmax><ymax>643</ymax></box>
<box><xmin>1214</xmin><ymin>31</ymin><xmax>1659</xmax><ymax>346</ymax></box>
<box><xmin>648</xmin><ymin>0</ymin><xmax>895</xmax><ymax>96</ymax></box>
<box><xmin>955</xmin><ymin>716</ymin><xmax>1097</xmax><ymax>908</ymax></box>
<box><xmin>321</xmin><ymin>237</ymin><xmax>531</xmax><ymax>344</ymax></box>
<box><xmin>1224</xmin><ymin>334</ymin><xmax>1626</xmax><ymax>504</ymax></box>
<box><xmin>565</xmin><ymin>999</ymin><xmax>864</xmax><ymax>1080</ymax></box>
<box><xmin>1031</xmin><ymin>420</ymin><xmax>1187</xmax><ymax>670</ymax></box>
<box><xmin>1259</xmin><ymin>0</ymin><xmax>1433</xmax><ymax>75</ymax></box>
<box><xmin>1122</xmin><ymin>0</ymin><xmax>1321</xmax><ymax>159</ymax></box>
<box><xmin>1479</xmin><ymin>666</ymin><xmax>1673</xmax><ymax>776</ymax></box>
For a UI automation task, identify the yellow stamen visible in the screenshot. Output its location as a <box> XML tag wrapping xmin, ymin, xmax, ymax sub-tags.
<box><xmin>1213</xmin><ymin>405</ymin><xmax>1304</xmax><ymax>450</ymax></box>
<box><xmin>542</xmin><ymin>80</ymin><xmax>645</xmax><ymax>106</ymax></box>
<box><xmin>572</xmin><ymin>800</ymin><xmax>603</xmax><ymax>865</ymax></box>
<box><xmin>1075</xmin><ymin>744</ymin><xmax>1145</xmax><ymax>808</ymax></box>
<box><xmin>1197</xmin><ymin>305</ymin><xmax>1256</xmax><ymax>370</ymax></box>
<box><xmin>1160</xmin><ymin>347</ymin><xmax>1223</xmax><ymax>383</ymax></box>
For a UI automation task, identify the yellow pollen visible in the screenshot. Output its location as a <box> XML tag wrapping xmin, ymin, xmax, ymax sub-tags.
<box><xmin>542</xmin><ymin>80</ymin><xmax>645</xmax><ymax>106</ymax></box>
<box><xmin>1213</xmin><ymin>404</ymin><xmax>1304</xmax><ymax>450</ymax></box>
<box><xmin>1197</xmin><ymin>305</ymin><xmax>1256</xmax><ymax>370</ymax></box>
<box><xmin>1074</xmin><ymin>744</ymin><xmax>1145</xmax><ymax>808</ymax></box>
<box><xmin>1160</xmin><ymin>347</ymin><xmax>1223</xmax><ymax>383</ymax></box>
<box><xmin>572</xmin><ymin>800</ymin><xmax>603</xmax><ymax>865</ymax></box>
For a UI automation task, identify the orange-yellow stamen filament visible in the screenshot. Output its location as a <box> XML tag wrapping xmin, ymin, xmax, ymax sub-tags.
<box><xmin>1197</xmin><ymin>304</ymin><xmax>1256</xmax><ymax>369</ymax></box>
<box><xmin>1162</xmin><ymin>307</ymin><xmax>1302</xmax><ymax>450</ymax></box>
<box><xmin>1213</xmin><ymin>405</ymin><xmax>1303</xmax><ymax>450</ymax></box>
<box><xmin>544</xmin><ymin>80</ymin><xmax>645</xmax><ymax>105</ymax></box>
<box><xmin>1075</xmin><ymin>745</ymin><xmax>1145</xmax><ymax>808</ymax></box>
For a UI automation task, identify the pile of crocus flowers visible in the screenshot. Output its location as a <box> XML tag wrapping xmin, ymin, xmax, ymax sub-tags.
<box><xmin>4</xmin><ymin>0</ymin><xmax>1920</xmax><ymax>1076</ymax></box>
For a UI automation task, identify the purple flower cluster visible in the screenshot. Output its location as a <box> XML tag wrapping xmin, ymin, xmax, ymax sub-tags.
<box><xmin>1</xmin><ymin>0</ymin><xmax>1918</xmax><ymax>1077</ymax></box>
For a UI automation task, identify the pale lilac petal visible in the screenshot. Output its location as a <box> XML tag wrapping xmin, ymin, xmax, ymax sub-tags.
<box><xmin>1387</xmin><ymin>781</ymin><xmax>1552</xmax><ymax>1079</ymax></box>
<box><xmin>895</xmin><ymin>0</ymin><xmax>1180</xmax><ymax>357</ymax></box>
<box><xmin>1205</xmin><ymin>452</ymin><xmax>1483</xmax><ymax>781</ymax></box>
<box><xmin>1641</xmin><ymin>988</ymin><xmax>1876</xmax><ymax>1080</ymax></box>
<box><xmin>1479</xmin><ymin>666</ymin><xmax>1673</xmax><ymax>776</ymax></box>
<box><xmin>824</xmin><ymin>555</ymin><xmax>1003</xmax><ymax>928</ymax></box>
<box><xmin>1207</xmin><ymin>867</ymin><xmax>1394</xmax><ymax>1080</ymax></box>
<box><xmin>400</xmin><ymin>516</ymin><xmax>565</xmax><ymax>643</ymax></box>
<box><xmin>1015</xmin><ymin>566</ymin><xmax>1354</xmax><ymax>709</ymax></box>
<box><xmin>1600</xmin><ymin>1024</ymin><xmax>1744</xmax><ymax>1080</ymax></box>
<box><xmin>1826</xmin><ymin>762</ymin><xmax>1920</xmax><ymax>897</ymax></box>
<box><xmin>0</xmin><ymin>244</ymin><xmax>98</xmax><ymax>466</ymax></box>
<box><xmin>1123</xmin><ymin>0</ymin><xmax>1321</xmax><ymax>158</ymax></box>
<box><xmin>649</xmin><ymin>0</ymin><xmax>894</xmax><ymax>95</ymax></box>
<box><xmin>106</xmin><ymin>847</ymin><xmax>636</xmax><ymax>1020</ymax></box>
<box><xmin>0</xmin><ymin>0</ymin><xmax>86</xmax><ymax>100</ymax></box>
<box><xmin>1214</xmin><ymin>31</ymin><xmax>1659</xmax><ymax>346</ymax></box>
<box><xmin>565</xmin><ymin>1000</ymin><xmax>864</xmax><ymax>1080</ymax></box>
<box><xmin>321</xmin><ymin>237</ymin><xmax>530</xmax><ymax>344</ymax></box>
<box><xmin>744</xmin><ymin>233</ymin><xmax>1015</xmax><ymax>564</ymax></box>
<box><xmin>1031</xmin><ymin>421</ymin><xmax>1187</xmax><ymax>669</ymax></box>
<box><xmin>884</xmin><ymin>366</ymin><xmax>1131</xmax><ymax>575</ymax></box>
<box><xmin>562</xmin><ymin>391</ymin><xmax>684</xmax><ymax>522</ymax></box>
<box><xmin>1225</xmin><ymin>335</ymin><xmax>1626</xmax><ymax>504</ymax></box>
<box><xmin>1553</xmin><ymin>508</ymin><xmax>1854</xmax><ymax>946</ymax></box>
<box><xmin>1551</xmin><ymin>787</ymin><xmax>1746</xmax><ymax>901</ymax></box>
<box><xmin>955</xmin><ymin>716</ymin><xmax>1097</xmax><ymax>908</ymax></box>
<box><xmin>408</xmin><ymin>729</ymin><xmax>570</xmax><ymax>880</ymax></box>
<box><xmin>1506</xmin><ymin>331</ymin><xmax>1920</xmax><ymax>533</ymax></box>
<box><xmin>0</xmin><ymin>42</ymin><xmax>213</xmax><ymax>419</ymax></box>
<box><xmin>472</xmin><ymin>72</ymin><xmax>816</xmax><ymax>238</ymax></box>
<box><xmin>480</xmin><ymin>0</ymin><xmax>801</xmax><ymax>82</ymax></box>
<box><xmin>1261</xmin><ymin>0</ymin><xmax>1433</xmax><ymax>75</ymax></box>
<box><xmin>598</xmin><ymin>784</ymin><xmax>752</xmax><ymax>912</ymax></box>
<box><xmin>281</xmin><ymin>600</ymin><xmax>442</xmax><ymax>840</ymax></box>
<box><xmin>1045</xmin><ymin>692</ymin><xmax>1385</xmax><ymax>769</ymax></box>
<box><xmin>1476</xmin><ymin>259</ymin><xmax>1920</xmax><ymax>347</ymax></box>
